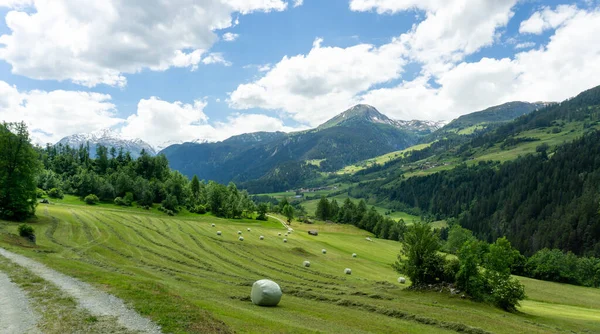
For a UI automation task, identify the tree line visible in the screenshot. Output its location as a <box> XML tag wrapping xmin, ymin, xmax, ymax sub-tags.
<box><xmin>314</xmin><ymin>196</ymin><xmax>407</xmax><ymax>241</ymax></box>
<box><xmin>1</xmin><ymin>122</ymin><xmax>257</xmax><ymax>221</ymax></box>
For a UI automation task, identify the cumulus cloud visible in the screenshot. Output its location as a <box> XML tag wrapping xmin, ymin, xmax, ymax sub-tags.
<box><xmin>361</xmin><ymin>8</ymin><xmax>600</xmax><ymax>121</ymax></box>
<box><xmin>0</xmin><ymin>81</ymin><xmax>123</xmax><ymax>144</ymax></box>
<box><xmin>202</xmin><ymin>53</ymin><xmax>233</xmax><ymax>66</ymax></box>
<box><xmin>229</xmin><ymin>37</ymin><xmax>406</xmax><ymax>125</ymax></box>
<box><xmin>230</xmin><ymin>0</ymin><xmax>518</xmax><ymax>124</ymax></box>
<box><xmin>293</xmin><ymin>0</ymin><xmax>303</xmax><ymax>7</ymax></box>
<box><xmin>0</xmin><ymin>0</ymin><xmax>291</xmax><ymax>87</ymax></box>
<box><xmin>222</xmin><ymin>32</ymin><xmax>239</xmax><ymax>41</ymax></box>
<box><xmin>120</xmin><ymin>97</ymin><xmax>303</xmax><ymax>147</ymax></box>
<box><xmin>519</xmin><ymin>5</ymin><xmax>579</xmax><ymax>34</ymax></box>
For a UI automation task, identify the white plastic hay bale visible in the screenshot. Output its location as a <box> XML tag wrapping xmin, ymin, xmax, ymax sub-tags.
<box><xmin>303</xmin><ymin>261</ymin><xmax>311</xmax><ymax>267</ymax></box>
<box><xmin>366</xmin><ymin>237</ymin><xmax>372</xmax><ymax>242</ymax></box>
<box><xmin>211</xmin><ymin>223</ymin><xmax>215</xmax><ymax>227</ymax></box>
<box><xmin>322</xmin><ymin>249</ymin><xmax>327</xmax><ymax>254</ymax></box>
<box><xmin>352</xmin><ymin>253</ymin><xmax>357</xmax><ymax>258</ymax></box>
<box><xmin>283</xmin><ymin>238</ymin><xmax>288</xmax><ymax>243</ymax></box>
<box><xmin>278</xmin><ymin>232</ymin><xmax>282</xmax><ymax>236</ymax></box>
<box><xmin>398</xmin><ymin>277</ymin><xmax>406</xmax><ymax>284</ymax></box>
<box><xmin>217</xmin><ymin>231</ymin><xmax>222</xmax><ymax>236</ymax></box>
<box><xmin>344</xmin><ymin>268</ymin><xmax>352</xmax><ymax>275</ymax></box>
<box><xmin>247</xmin><ymin>228</ymin><xmax>251</xmax><ymax>231</ymax></box>
<box><xmin>238</xmin><ymin>231</ymin><xmax>242</xmax><ymax>235</ymax></box>
<box><xmin>251</xmin><ymin>279</ymin><xmax>282</xmax><ymax>307</ymax></box>
<box><xmin>259</xmin><ymin>236</ymin><xmax>264</xmax><ymax>240</ymax></box>
<box><xmin>239</xmin><ymin>236</ymin><xmax>244</xmax><ymax>241</ymax></box>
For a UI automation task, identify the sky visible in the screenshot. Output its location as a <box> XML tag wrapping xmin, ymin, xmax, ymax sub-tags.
<box><xmin>0</xmin><ymin>0</ymin><xmax>599</xmax><ymax>148</ymax></box>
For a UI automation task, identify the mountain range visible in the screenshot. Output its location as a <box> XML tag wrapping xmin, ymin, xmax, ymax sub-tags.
<box><xmin>159</xmin><ymin>105</ymin><xmax>445</xmax><ymax>192</ymax></box>
<box><xmin>56</xmin><ymin>129</ymin><xmax>156</xmax><ymax>159</ymax></box>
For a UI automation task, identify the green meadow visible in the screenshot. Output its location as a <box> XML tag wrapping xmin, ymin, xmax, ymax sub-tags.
<box><xmin>0</xmin><ymin>203</ymin><xmax>599</xmax><ymax>333</ymax></box>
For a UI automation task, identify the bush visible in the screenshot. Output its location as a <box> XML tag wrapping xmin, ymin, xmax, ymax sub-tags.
<box><xmin>161</xmin><ymin>194</ymin><xmax>178</xmax><ymax>212</ymax></box>
<box><xmin>18</xmin><ymin>224</ymin><xmax>35</xmax><ymax>239</ymax></box>
<box><xmin>485</xmin><ymin>272</ymin><xmax>526</xmax><ymax>311</ymax></box>
<box><xmin>48</xmin><ymin>188</ymin><xmax>64</xmax><ymax>199</ymax></box>
<box><xmin>84</xmin><ymin>194</ymin><xmax>99</xmax><ymax>205</ymax></box>
<box><xmin>190</xmin><ymin>204</ymin><xmax>207</xmax><ymax>214</ymax></box>
<box><xmin>124</xmin><ymin>192</ymin><xmax>134</xmax><ymax>205</ymax></box>
<box><xmin>36</xmin><ymin>188</ymin><xmax>47</xmax><ymax>198</ymax></box>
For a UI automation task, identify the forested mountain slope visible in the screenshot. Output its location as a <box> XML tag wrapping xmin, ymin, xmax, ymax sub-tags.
<box><xmin>351</xmin><ymin>85</ymin><xmax>600</xmax><ymax>256</ymax></box>
<box><xmin>161</xmin><ymin>105</ymin><xmax>440</xmax><ymax>192</ymax></box>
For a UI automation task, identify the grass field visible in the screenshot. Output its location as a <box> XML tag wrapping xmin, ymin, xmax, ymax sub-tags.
<box><xmin>1</xmin><ymin>203</ymin><xmax>599</xmax><ymax>333</ymax></box>
<box><xmin>336</xmin><ymin>143</ymin><xmax>433</xmax><ymax>175</ymax></box>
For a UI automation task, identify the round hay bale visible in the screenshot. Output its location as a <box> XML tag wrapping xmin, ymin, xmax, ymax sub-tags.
<box><xmin>211</xmin><ymin>223</ymin><xmax>215</xmax><ymax>227</ymax></box>
<box><xmin>344</xmin><ymin>268</ymin><xmax>352</xmax><ymax>275</ymax></box>
<box><xmin>352</xmin><ymin>253</ymin><xmax>357</xmax><ymax>258</ymax></box>
<box><xmin>238</xmin><ymin>231</ymin><xmax>242</xmax><ymax>235</ymax></box>
<box><xmin>303</xmin><ymin>261</ymin><xmax>310</xmax><ymax>267</ymax></box>
<box><xmin>217</xmin><ymin>231</ymin><xmax>222</xmax><ymax>236</ymax></box>
<box><xmin>322</xmin><ymin>249</ymin><xmax>327</xmax><ymax>254</ymax></box>
<box><xmin>239</xmin><ymin>236</ymin><xmax>244</xmax><ymax>241</ymax></box>
<box><xmin>259</xmin><ymin>236</ymin><xmax>264</xmax><ymax>240</ymax></box>
<box><xmin>398</xmin><ymin>277</ymin><xmax>406</xmax><ymax>284</ymax></box>
<box><xmin>251</xmin><ymin>279</ymin><xmax>282</xmax><ymax>307</ymax></box>
<box><xmin>283</xmin><ymin>238</ymin><xmax>288</xmax><ymax>243</ymax></box>
<box><xmin>366</xmin><ymin>237</ymin><xmax>372</xmax><ymax>242</ymax></box>
<box><xmin>247</xmin><ymin>228</ymin><xmax>251</xmax><ymax>232</ymax></box>
<box><xmin>278</xmin><ymin>232</ymin><xmax>281</xmax><ymax>236</ymax></box>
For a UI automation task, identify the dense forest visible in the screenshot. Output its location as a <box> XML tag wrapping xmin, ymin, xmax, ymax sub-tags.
<box><xmin>354</xmin><ymin>130</ymin><xmax>600</xmax><ymax>257</ymax></box>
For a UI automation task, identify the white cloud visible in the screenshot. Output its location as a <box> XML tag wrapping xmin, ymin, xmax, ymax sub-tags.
<box><xmin>0</xmin><ymin>0</ymin><xmax>290</xmax><ymax>87</ymax></box>
<box><xmin>120</xmin><ymin>97</ymin><xmax>303</xmax><ymax>147</ymax></box>
<box><xmin>514</xmin><ymin>42</ymin><xmax>535</xmax><ymax>49</ymax></box>
<box><xmin>202</xmin><ymin>53</ymin><xmax>232</xmax><ymax>66</ymax></box>
<box><xmin>222</xmin><ymin>32</ymin><xmax>239</xmax><ymax>41</ymax></box>
<box><xmin>229</xmin><ymin>37</ymin><xmax>406</xmax><ymax>125</ymax></box>
<box><xmin>230</xmin><ymin>0</ymin><xmax>517</xmax><ymax>124</ymax></box>
<box><xmin>0</xmin><ymin>81</ymin><xmax>123</xmax><ymax>144</ymax></box>
<box><xmin>519</xmin><ymin>5</ymin><xmax>579</xmax><ymax>35</ymax></box>
<box><xmin>361</xmin><ymin>8</ymin><xmax>600</xmax><ymax>121</ymax></box>
<box><xmin>293</xmin><ymin>0</ymin><xmax>303</xmax><ymax>7</ymax></box>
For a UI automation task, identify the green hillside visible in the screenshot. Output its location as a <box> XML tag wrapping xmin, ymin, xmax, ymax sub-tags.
<box><xmin>1</xmin><ymin>204</ymin><xmax>599</xmax><ymax>333</ymax></box>
<box><xmin>161</xmin><ymin>105</ymin><xmax>441</xmax><ymax>193</ymax></box>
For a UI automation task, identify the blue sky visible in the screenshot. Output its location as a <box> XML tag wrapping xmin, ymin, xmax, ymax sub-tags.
<box><xmin>0</xmin><ymin>0</ymin><xmax>599</xmax><ymax>148</ymax></box>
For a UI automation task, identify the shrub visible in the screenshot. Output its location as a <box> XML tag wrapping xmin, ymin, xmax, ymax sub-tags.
<box><xmin>48</xmin><ymin>188</ymin><xmax>64</xmax><ymax>199</ymax></box>
<box><xmin>190</xmin><ymin>204</ymin><xmax>207</xmax><ymax>214</ymax></box>
<box><xmin>485</xmin><ymin>272</ymin><xmax>526</xmax><ymax>311</ymax></box>
<box><xmin>124</xmin><ymin>192</ymin><xmax>134</xmax><ymax>205</ymax></box>
<box><xmin>84</xmin><ymin>194</ymin><xmax>99</xmax><ymax>205</ymax></box>
<box><xmin>161</xmin><ymin>194</ymin><xmax>178</xmax><ymax>212</ymax></box>
<box><xmin>18</xmin><ymin>224</ymin><xmax>35</xmax><ymax>239</ymax></box>
<box><xmin>36</xmin><ymin>188</ymin><xmax>47</xmax><ymax>198</ymax></box>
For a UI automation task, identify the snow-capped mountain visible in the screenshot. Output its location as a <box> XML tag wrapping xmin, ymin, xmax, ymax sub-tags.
<box><xmin>56</xmin><ymin>129</ymin><xmax>156</xmax><ymax>159</ymax></box>
<box><xmin>155</xmin><ymin>138</ymin><xmax>210</xmax><ymax>151</ymax></box>
<box><xmin>394</xmin><ymin>120</ymin><xmax>448</xmax><ymax>132</ymax></box>
<box><xmin>318</xmin><ymin>104</ymin><xmax>446</xmax><ymax>134</ymax></box>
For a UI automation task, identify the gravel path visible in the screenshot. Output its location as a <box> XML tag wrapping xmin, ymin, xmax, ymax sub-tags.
<box><xmin>267</xmin><ymin>214</ymin><xmax>293</xmax><ymax>231</ymax></box>
<box><xmin>0</xmin><ymin>248</ymin><xmax>161</xmax><ymax>334</ymax></box>
<box><xmin>0</xmin><ymin>271</ymin><xmax>40</xmax><ymax>334</ymax></box>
